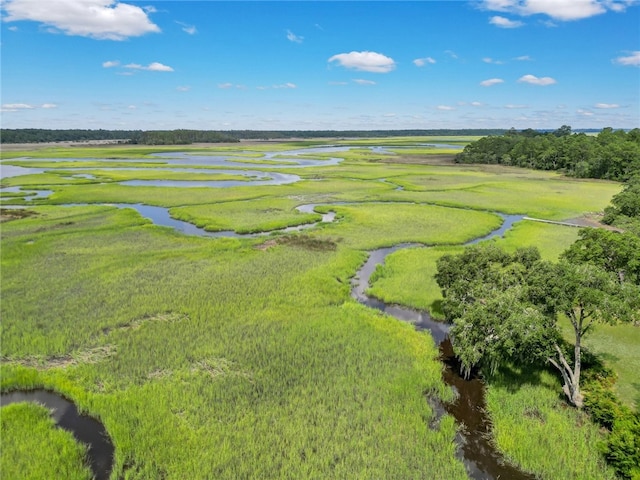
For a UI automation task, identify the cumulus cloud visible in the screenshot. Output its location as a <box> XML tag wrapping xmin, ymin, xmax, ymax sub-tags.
<box><xmin>578</xmin><ymin>108</ymin><xmax>595</xmax><ymax>116</ymax></box>
<box><xmin>518</xmin><ymin>74</ymin><xmax>556</xmax><ymax>85</ymax></box>
<box><xmin>594</xmin><ymin>103</ymin><xmax>620</xmax><ymax>109</ymax></box>
<box><xmin>613</xmin><ymin>51</ymin><xmax>640</xmax><ymax>66</ymax></box>
<box><xmin>489</xmin><ymin>15</ymin><xmax>524</xmax><ymax>27</ymax></box>
<box><xmin>286</xmin><ymin>29</ymin><xmax>303</xmax><ymax>43</ymax></box>
<box><xmin>353</xmin><ymin>79</ymin><xmax>376</xmax><ymax>85</ymax></box>
<box><xmin>102</xmin><ymin>60</ymin><xmax>120</xmax><ymax>68</ymax></box>
<box><xmin>125</xmin><ymin>62</ymin><xmax>174</xmax><ymax>72</ymax></box>
<box><xmin>1</xmin><ymin>0</ymin><xmax>160</xmax><ymax>40</ymax></box>
<box><xmin>471</xmin><ymin>101</ymin><xmax>485</xmax><ymax>107</ymax></box>
<box><xmin>481</xmin><ymin>0</ymin><xmax>636</xmax><ymax>21</ymax></box>
<box><xmin>413</xmin><ymin>56</ymin><xmax>436</xmax><ymax>67</ymax></box>
<box><xmin>328</xmin><ymin>51</ymin><xmax>396</xmax><ymax>73</ymax></box>
<box><xmin>480</xmin><ymin>78</ymin><xmax>504</xmax><ymax>86</ymax></box>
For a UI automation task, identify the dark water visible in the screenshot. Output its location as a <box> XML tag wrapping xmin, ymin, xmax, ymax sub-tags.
<box><xmin>351</xmin><ymin>216</ymin><xmax>535</xmax><ymax>480</ymax></box>
<box><xmin>1</xmin><ymin>390</ymin><xmax>114</xmax><ymax>480</ymax></box>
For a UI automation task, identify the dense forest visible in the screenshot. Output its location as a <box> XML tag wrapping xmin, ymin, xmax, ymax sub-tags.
<box><xmin>455</xmin><ymin>126</ymin><xmax>640</xmax><ymax>181</ymax></box>
<box><xmin>1</xmin><ymin>128</ymin><xmax>507</xmax><ymax>144</ymax></box>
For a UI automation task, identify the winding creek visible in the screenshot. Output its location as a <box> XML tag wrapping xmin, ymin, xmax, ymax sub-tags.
<box><xmin>0</xmin><ymin>390</ymin><xmax>114</xmax><ymax>480</ymax></box>
<box><xmin>1</xmin><ymin>143</ymin><xmax>537</xmax><ymax>479</ymax></box>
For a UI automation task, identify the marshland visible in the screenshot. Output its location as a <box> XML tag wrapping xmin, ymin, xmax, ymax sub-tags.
<box><xmin>1</xmin><ymin>135</ymin><xmax>638</xmax><ymax>479</ymax></box>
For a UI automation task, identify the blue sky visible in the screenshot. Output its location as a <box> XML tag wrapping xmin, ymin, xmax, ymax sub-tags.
<box><xmin>1</xmin><ymin>0</ymin><xmax>639</xmax><ymax>130</ymax></box>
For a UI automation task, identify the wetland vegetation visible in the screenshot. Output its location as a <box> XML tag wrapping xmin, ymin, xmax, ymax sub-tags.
<box><xmin>1</xmin><ymin>134</ymin><xmax>637</xmax><ymax>479</ymax></box>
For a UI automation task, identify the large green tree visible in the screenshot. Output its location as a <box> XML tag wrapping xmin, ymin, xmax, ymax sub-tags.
<box><xmin>436</xmin><ymin>243</ymin><xmax>637</xmax><ymax>408</ymax></box>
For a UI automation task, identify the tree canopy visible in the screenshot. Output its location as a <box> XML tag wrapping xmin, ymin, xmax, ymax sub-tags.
<box><xmin>436</xmin><ymin>242</ymin><xmax>638</xmax><ymax>408</ymax></box>
<box><xmin>455</xmin><ymin>126</ymin><xmax>640</xmax><ymax>181</ymax></box>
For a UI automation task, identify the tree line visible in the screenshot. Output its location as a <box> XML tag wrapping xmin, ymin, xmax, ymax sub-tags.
<box><xmin>1</xmin><ymin>128</ymin><xmax>508</xmax><ymax>144</ymax></box>
<box><xmin>455</xmin><ymin>126</ymin><xmax>640</xmax><ymax>181</ymax></box>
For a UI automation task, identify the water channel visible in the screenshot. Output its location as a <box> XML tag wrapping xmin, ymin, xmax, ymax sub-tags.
<box><xmin>350</xmin><ymin>215</ymin><xmax>534</xmax><ymax>480</ymax></box>
<box><xmin>1</xmin><ymin>143</ymin><xmax>536</xmax><ymax>479</ymax></box>
<box><xmin>0</xmin><ymin>390</ymin><xmax>114</xmax><ymax>480</ymax></box>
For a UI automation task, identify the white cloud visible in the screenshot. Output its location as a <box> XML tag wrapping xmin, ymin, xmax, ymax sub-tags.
<box><xmin>328</xmin><ymin>81</ymin><xmax>349</xmax><ymax>86</ymax></box>
<box><xmin>518</xmin><ymin>74</ymin><xmax>556</xmax><ymax>85</ymax></box>
<box><xmin>471</xmin><ymin>101</ymin><xmax>485</xmax><ymax>107</ymax></box>
<box><xmin>445</xmin><ymin>50</ymin><xmax>459</xmax><ymax>59</ymax></box>
<box><xmin>102</xmin><ymin>60</ymin><xmax>120</xmax><ymax>68</ymax></box>
<box><xmin>504</xmin><ymin>104</ymin><xmax>529</xmax><ymax>108</ymax></box>
<box><xmin>176</xmin><ymin>86</ymin><xmax>191</xmax><ymax>92</ymax></box>
<box><xmin>125</xmin><ymin>62</ymin><xmax>174</xmax><ymax>72</ymax></box>
<box><xmin>413</xmin><ymin>56</ymin><xmax>436</xmax><ymax>67</ymax></box>
<box><xmin>613</xmin><ymin>51</ymin><xmax>640</xmax><ymax>66</ymax></box>
<box><xmin>273</xmin><ymin>83</ymin><xmax>297</xmax><ymax>89</ymax></box>
<box><xmin>481</xmin><ymin>0</ymin><xmax>636</xmax><ymax>21</ymax></box>
<box><xmin>1</xmin><ymin>0</ymin><xmax>160</xmax><ymax>40</ymax></box>
<box><xmin>514</xmin><ymin>55</ymin><xmax>533</xmax><ymax>61</ymax></box>
<box><xmin>483</xmin><ymin>57</ymin><xmax>505</xmax><ymax>64</ymax></box>
<box><xmin>480</xmin><ymin>78</ymin><xmax>504</xmax><ymax>86</ymax></box>
<box><xmin>176</xmin><ymin>21</ymin><xmax>197</xmax><ymax>35</ymax></box>
<box><xmin>594</xmin><ymin>103</ymin><xmax>620</xmax><ymax>109</ymax></box>
<box><xmin>437</xmin><ymin>105</ymin><xmax>455</xmax><ymax>111</ymax></box>
<box><xmin>286</xmin><ymin>29</ymin><xmax>303</xmax><ymax>43</ymax></box>
<box><xmin>328</xmin><ymin>51</ymin><xmax>396</xmax><ymax>73</ymax></box>
<box><xmin>1</xmin><ymin>103</ymin><xmax>34</xmax><ymax>111</ymax></box>
<box><xmin>218</xmin><ymin>83</ymin><xmax>234</xmax><ymax>89</ymax></box>
<box><xmin>577</xmin><ymin>108</ymin><xmax>595</xmax><ymax>116</ymax></box>
<box><xmin>353</xmin><ymin>79</ymin><xmax>376</xmax><ymax>85</ymax></box>
<box><xmin>489</xmin><ymin>15</ymin><xmax>525</xmax><ymax>27</ymax></box>
<box><xmin>41</xmin><ymin>103</ymin><xmax>57</xmax><ymax>108</ymax></box>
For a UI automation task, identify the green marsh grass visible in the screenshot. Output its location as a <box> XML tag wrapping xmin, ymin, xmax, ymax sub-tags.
<box><xmin>170</xmin><ymin>198</ymin><xmax>320</xmax><ymax>233</ymax></box>
<box><xmin>1</xmin><ymin>402</ymin><xmax>93</xmax><ymax>480</ymax></box>
<box><xmin>1</xmin><ymin>138</ymin><xmax>631</xmax><ymax>479</ymax></box>
<box><xmin>485</xmin><ymin>366</ymin><xmax>617</xmax><ymax>480</ymax></box>
<box><xmin>1</xmin><ymin>205</ymin><xmax>467</xmax><ymax>479</ymax></box>
<box><xmin>314</xmin><ymin>203</ymin><xmax>502</xmax><ymax>249</ymax></box>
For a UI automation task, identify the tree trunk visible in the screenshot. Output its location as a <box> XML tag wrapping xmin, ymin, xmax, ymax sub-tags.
<box><xmin>548</xmin><ymin>343</ymin><xmax>584</xmax><ymax>408</ymax></box>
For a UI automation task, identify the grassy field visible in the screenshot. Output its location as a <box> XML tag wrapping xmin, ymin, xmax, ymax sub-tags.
<box><xmin>0</xmin><ymin>138</ymin><xmax>630</xmax><ymax>479</ymax></box>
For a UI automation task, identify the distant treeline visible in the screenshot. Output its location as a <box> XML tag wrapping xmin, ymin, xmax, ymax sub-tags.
<box><xmin>1</xmin><ymin>128</ymin><xmax>508</xmax><ymax>144</ymax></box>
<box><xmin>0</xmin><ymin>129</ymin><xmax>140</xmax><ymax>144</ymax></box>
<box><xmin>0</xmin><ymin>129</ymin><xmax>239</xmax><ymax>145</ymax></box>
<box><xmin>455</xmin><ymin>126</ymin><xmax>640</xmax><ymax>181</ymax></box>
<box><xmin>218</xmin><ymin>129</ymin><xmax>507</xmax><ymax>139</ymax></box>
<box><xmin>129</xmin><ymin>130</ymin><xmax>239</xmax><ymax>145</ymax></box>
